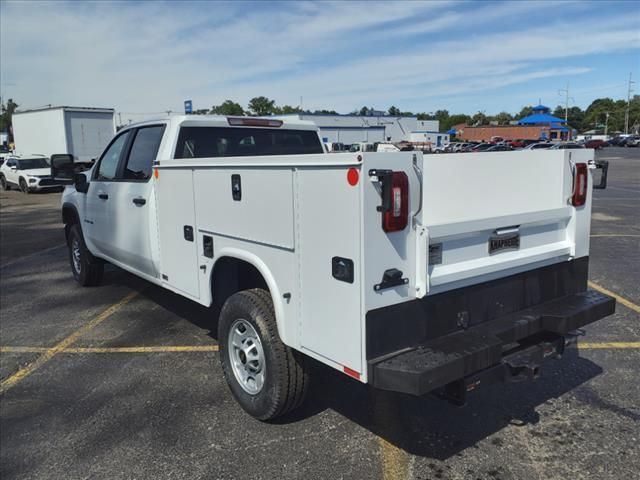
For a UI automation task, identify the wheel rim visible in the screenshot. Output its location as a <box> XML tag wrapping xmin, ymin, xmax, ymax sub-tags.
<box><xmin>228</xmin><ymin>319</ymin><xmax>265</xmax><ymax>395</ymax></box>
<box><xmin>72</xmin><ymin>237</ymin><xmax>82</xmax><ymax>274</ymax></box>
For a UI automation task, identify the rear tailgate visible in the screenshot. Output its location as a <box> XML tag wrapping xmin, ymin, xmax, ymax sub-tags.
<box><xmin>420</xmin><ymin>149</ymin><xmax>594</xmax><ymax>294</ymax></box>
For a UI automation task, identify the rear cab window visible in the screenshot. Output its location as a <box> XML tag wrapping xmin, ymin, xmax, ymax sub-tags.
<box><xmin>174</xmin><ymin>127</ymin><xmax>323</xmax><ymax>159</ymax></box>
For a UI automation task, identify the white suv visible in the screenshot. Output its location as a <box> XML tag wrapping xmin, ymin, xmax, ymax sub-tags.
<box><xmin>0</xmin><ymin>155</ymin><xmax>62</xmax><ymax>193</ymax></box>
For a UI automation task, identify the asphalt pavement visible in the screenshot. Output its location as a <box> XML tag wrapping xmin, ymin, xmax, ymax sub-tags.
<box><xmin>0</xmin><ymin>147</ymin><xmax>638</xmax><ymax>480</ymax></box>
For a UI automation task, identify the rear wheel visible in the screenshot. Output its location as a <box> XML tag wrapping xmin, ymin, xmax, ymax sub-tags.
<box><xmin>68</xmin><ymin>224</ymin><xmax>104</xmax><ymax>286</ymax></box>
<box><xmin>0</xmin><ymin>175</ymin><xmax>9</xmax><ymax>191</ymax></box>
<box><xmin>19</xmin><ymin>178</ymin><xmax>30</xmax><ymax>194</ymax></box>
<box><xmin>218</xmin><ymin>289</ymin><xmax>310</xmax><ymax>420</ymax></box>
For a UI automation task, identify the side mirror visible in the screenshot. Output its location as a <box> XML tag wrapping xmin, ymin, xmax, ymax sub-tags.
<box><xmin>10</xmin><ymin>165</ymin><xmax>17</xmax><ymax>170</ymax></box>
<box><xmin>50</xmin><ymin>154</ymin><xmax>76</xmax><ymax>184</ymax></box>
<box><xmin>74</xmin><ymin>173</ymin><xmax>90</xmax><ymax>193</ymax></box>
<box><xmin>592</xmin><ymin>160</ymin><xmax>609</xmax><ymax>190</ymax></box>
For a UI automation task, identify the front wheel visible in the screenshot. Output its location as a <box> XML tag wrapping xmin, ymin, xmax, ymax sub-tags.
<box><xmin>0</xmin><ymin>175</ymin><xmax>9</xmax><ymax>191</ymax></box>
<box><xmin>19</xmin><ymin>178</ymin><xmax>30</xmax><ymax>194</ymax></box>
<box><xmin>218</xmin><ymin>289</ymin><xmax>310</xmax><ymax>420</ymax></box>
<box><xmin>68</xmin><ymin>224</ymin><xmax>104</xmax><ymax>286</ymax></box>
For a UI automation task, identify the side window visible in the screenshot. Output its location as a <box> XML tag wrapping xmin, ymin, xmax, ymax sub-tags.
<box><xmin>96</xmin><ymin>131</ymin><xmax>130</xmax><ymax>181</ymax></box>
<box><xmin>122</xmin><ymin>126</ymin><xmax>165</xmax><ymax>181</ymax></box>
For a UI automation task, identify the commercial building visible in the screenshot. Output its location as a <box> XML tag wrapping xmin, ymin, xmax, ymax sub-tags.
<box><xmin>454</xmin><ymin>105</ymin><xmax>573</xmax><ymax>142</ymax></box>
<box><xmin>277</xmin><ymin>113</ymin><xmax>440</xmax><ymax>145</ymax></box>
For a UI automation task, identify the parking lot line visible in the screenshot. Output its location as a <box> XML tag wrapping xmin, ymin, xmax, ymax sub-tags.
<box><xmin>577</xmin><ymin>342</ymin><xmax>640</xmax><ymax>349</ymax></box>
<box><xmin>588</xmin><ymin>281</ymin><xmax>640</xmax><ymax>314</ymax></box>
<box><xmin>590</xmin><ymin>234</ymin><xmax>640</xmax><ymax>237</ymax></box>
<box><xmin>2</xmin><ymin>343</ymin><xmax>639</xmax><ymax>355</ymax></box>
<box><xmin>0</xmin><ymin>345</ymin><xmax>219</xmax><ymax>353</ymax></box>
<box><xmin>0</xmin><ymin>291</ymin><xmax>138</xmax><ymax>394</ymax></box>
<box><xmin>0</xmin><ymin>243</ymin><xmax>66</xmax><ymax>270</ymax></box>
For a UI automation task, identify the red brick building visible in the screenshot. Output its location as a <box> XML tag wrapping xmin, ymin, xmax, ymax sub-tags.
<box><xmin>454</xmin><ymin>105</ymin><xmax>572</xmax><ymax>142</ymax></box>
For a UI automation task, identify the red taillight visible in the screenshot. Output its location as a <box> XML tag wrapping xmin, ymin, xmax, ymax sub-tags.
<box><xmin>383</xmin><ymin>171</ymin><xmax>409</xmax><ymax>232</ymax></box>
<box><xmin>572</xmin><ymin>163</ymin><xmax>588</xmax><ymax>207</ymax></box>
<box><xmin>227</xmin><ymin>117</ymin><xmax>283</xmax><ymax>127</ymax></box>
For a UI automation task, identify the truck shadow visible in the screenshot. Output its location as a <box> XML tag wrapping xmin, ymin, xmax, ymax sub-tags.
<box><xmin>279</xmin><ymin>348</ymin><xmax>605</xmax><ymax>460</ymax></box>
<box><xmin>114</xmin><ymin>270</ymin><xmax>607</xmax><ymax>461</ymax></box>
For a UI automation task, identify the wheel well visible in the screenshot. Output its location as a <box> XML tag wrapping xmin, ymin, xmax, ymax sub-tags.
<box><xmin>62</xmin><ymin>205</ymin><xmax>80</xmax><ymax>244</ymax></box>
<box><xmin>211</xmin><ymin>257</ymin><xmax>269</xmax><ymax>307</ymax></box>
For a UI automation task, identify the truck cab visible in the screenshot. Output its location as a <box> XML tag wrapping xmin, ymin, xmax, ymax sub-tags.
<box><xmin>56</xmin><ymin>115</ymin><xmax>615</xmax><ymax>420</ymax></box>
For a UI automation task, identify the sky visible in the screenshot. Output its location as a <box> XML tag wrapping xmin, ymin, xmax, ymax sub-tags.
<box><xmin>1</xmin><ymin>0</ymin><xmax>639</xmax><ymax>121</ymax></box>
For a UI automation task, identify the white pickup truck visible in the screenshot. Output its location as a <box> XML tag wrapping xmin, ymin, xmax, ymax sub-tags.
<box><xmin>52</xmin><ymin>116</ymin><xmax>615</xmax><ymax>420</ymax></box>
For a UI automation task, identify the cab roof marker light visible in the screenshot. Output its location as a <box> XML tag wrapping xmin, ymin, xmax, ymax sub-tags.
<box><xmin>227</xmin><ymin>117</ymin><xmax>283</xmax><ymax>128</ymax></box>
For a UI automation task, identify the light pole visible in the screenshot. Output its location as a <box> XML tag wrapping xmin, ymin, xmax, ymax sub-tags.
<box><xmin>604</xmin><ymin>112</ymin><xmax>609</xmax><ymax>137</ymax></box>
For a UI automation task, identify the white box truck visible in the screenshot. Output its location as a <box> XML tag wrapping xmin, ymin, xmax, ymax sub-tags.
<box><xmin>52</xmin><ymin>115</ymin><xmax>614</xmax><ymax>420</ymax></box>
<box><xmin>12</xmin><ymin>106</ymin><xmax>115</xmax><ymax>162</ymax></box>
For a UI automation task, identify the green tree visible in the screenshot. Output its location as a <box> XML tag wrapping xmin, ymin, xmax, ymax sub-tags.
<box><xmin>517</xmin><ymin>106</ymin><xmax>533</xmax><ymax>119</ymax></box>
<box><xmin>471</xmin><ymin>111</ymin><xmax>488</xmax><ymax>126</ymax></box>
<box><xmin>279</xmin><ymin>105</ymin><xmax>302</xmax><ymax>114</ymax></box>
<box><xmin>359</xmin><ymin>106</ymin><xmax>370</xmax><ymax>116</ymax></box>
<box><xmin>248</xmin><ymin>96</ymin><xmax>277</xmax><ymax>116</ymax></box>
<box><xmin>494</xmin><ymin>111</ymin><xmax>513</xmax><ymax>125</ymax></box>
<box><xmin>442</xmin><ymin>114</ymin><xmax>471</xmax><ymax>131</ymax></box>
<box><xmin>552</xmin><ymin>105</ymin><xmax>584</xmax><ymax>130</ymax></box>
<box><xmin>388</xmin><ymin>106</ymin><xmax>401</xmax><ymax>116</ymax></box>
<box><xmin>210</xmin><ymin>100</ymin><xmax>245</xmax><ymax>116</ymax></box>
<box><xmin>417</xmin><ymin>112</ymin><xmax>436</xmax><ymax>120</ymax></box>
<box><xmin>0</xmin><ymin>98</ymin><xmax>19</xmax><ymax>142</ymax></box>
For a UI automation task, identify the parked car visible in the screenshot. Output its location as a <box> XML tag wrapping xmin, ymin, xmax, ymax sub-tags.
<box><xmin>609</xmin><ymin>135</ymin><xmax>631</xmax><ymax>146</ymax></box>
<box><xmin>523</xmin><ymin>142</ymin><xmax>553</xmax><ymax>150</ymax></box>
<box><xmin>485</xmin><ymin>145</ymin><xmax>513</xmax><ymax>152</ymax></box>
<box><xmin>584</xmin><ymin>139</ymin><xmax>606</xmax><ymax>149</ymax></box>
<box><xmin>623</xmin><ymin>135</ymin><xmax>640</xmax><ymax>147</ymax></box>
<box><xmin>549</xmin><ymin>142</ymin><xmax>585</xmax><ymax>150</ymax></box>
<box><xmin>0</xmin><ymin>154</ymin><xmax>62</xmax><ymax>193</ymax></box>
<box><xmin>463</xmin><ymin>143</ymin><xmax>491</xmax><ymax>152</ymax></box>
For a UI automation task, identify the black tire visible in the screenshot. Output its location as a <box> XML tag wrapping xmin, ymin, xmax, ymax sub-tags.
<box><xmin>19</xmin><ymin>178</ymin><xmax>30</xmax><ymax>194</ymax></box>
<box><xmin>68</xmin><ymin>224</ymin><xmax>104</xmax><ymax>286</ymax></box>
<box><xmin>218</xmin><ymin>288</ymin><xmax>310</xmax><ymax>421</ymax></box>
<box><xmin>0</xmin><ymin>175</ymin><xmax>9</xmax><ymax>191</ymax></box>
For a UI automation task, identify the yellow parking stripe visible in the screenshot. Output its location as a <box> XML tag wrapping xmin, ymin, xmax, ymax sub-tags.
<box><xmin>590</xmin><ymin>234</ymin><xmax>640</xmax><ymax>237</ymax></box>
<box><xmin>0</xmin><ymin>291</ymin><xmax>138</xmax><ymax>394</ymax></box>
<box><xmin>577</xmin><ymin>342</ymin><xmax>640</xmax><ymax>349</ymax></box>
<box><xmin>0</xmin><ymin>345</ymin><xmax>219</xmax><ymax>354</ymax></box>
<box><xmin>2</xmin><ymin>343</ymin><xmax>638</xmax><ymax>355</ymax></box>
<box><xmin>588</xmin><ymin>281</ymin><xmax>640</xmax><ymax>314</ymax></box>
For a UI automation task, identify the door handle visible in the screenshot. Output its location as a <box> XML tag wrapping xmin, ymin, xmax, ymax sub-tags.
<box><xmin>132</xmin><ymin>197</ymin><xmax>146</xmax><ymax>206</ymax></box>
<box><xmin>98</xmin><ymin>193</ymin><xmax>109</xmax><ymax>200</ymax></box>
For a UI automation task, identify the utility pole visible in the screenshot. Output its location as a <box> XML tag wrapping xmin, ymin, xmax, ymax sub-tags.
<box><xmin>118</xmin><ymin>112</ymin><xmax>122</xmax><ymax>126</ymax></box>
<box><xmin>624</xmin><ymin>72</ymin><xmax>635</xmax><ymax>134</ymax></box>
<box><xmin>604</xmin><ymin>112</ymin><xmax>609</xmax><ymax>137</ymax></box>
<box><xmin>300</xmin><ymin>96</ymin><xmax>303</xmax><ymax>112</ymax></box>
<box><xmin>558</xmin><ymin>83</ymin><xmax>574</xmax><ymax>123</ymax></box>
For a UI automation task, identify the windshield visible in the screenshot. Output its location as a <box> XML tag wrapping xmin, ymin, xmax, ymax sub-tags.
<box><xmin>17</xmin><ymin>158</ymin><xmax>49</xmax><ymax>169</ymax></box>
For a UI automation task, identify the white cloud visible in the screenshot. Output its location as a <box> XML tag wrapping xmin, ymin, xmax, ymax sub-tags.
<box><xmin>0</xmin><ymin>0</ymin><xmax>638</xmax><ymax>118</ymax></box>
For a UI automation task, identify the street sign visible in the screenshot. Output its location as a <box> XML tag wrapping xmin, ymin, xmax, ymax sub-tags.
<box><xmin>184</xmin><ymin>100</ymin><xmax>192</xmax><ymax>114</ymax></box>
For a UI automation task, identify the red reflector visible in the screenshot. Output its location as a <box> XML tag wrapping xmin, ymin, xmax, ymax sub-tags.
<box><xmin>572</xmin><ymin>163</ymin><xmax>588</xmax><ymax>207</ymax></box>
<box><xmin>227</xmin><ymin>117</ymin><xmax>283</xmax><ymax>128</ymax></box>
<box><xmin>382</xmin><ymin>172</ymin><xmax>409</xmax><ymax>232</ymax></box>
<box><xmin>347</xmin><ymin>168</ymin><xmax>359</xmax><ymax>186</ymax></box>
<box><xmin>343</xmin><ymin>366</ymin><xmax>360</xmax><ymax>380</ymax></box>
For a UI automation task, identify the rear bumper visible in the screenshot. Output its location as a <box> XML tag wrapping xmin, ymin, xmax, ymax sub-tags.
<box><xmin>366</xmin><ymin>258</ymin><xmax>616</xmax><ymax>398</ymax></box>
<box><xmin>369</xmin><ymin>290</ymin><xmax>614</xmax><ymax>397</ymax></box>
